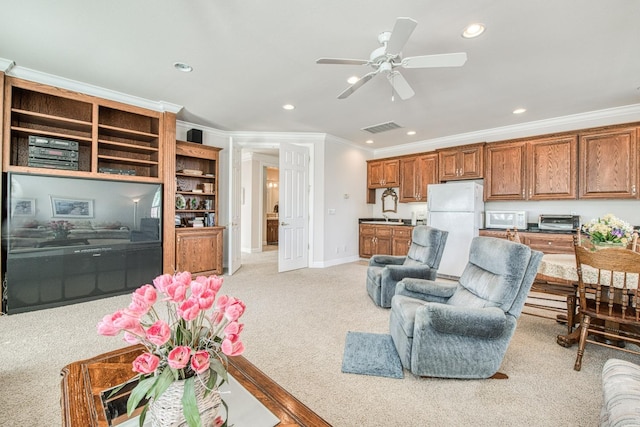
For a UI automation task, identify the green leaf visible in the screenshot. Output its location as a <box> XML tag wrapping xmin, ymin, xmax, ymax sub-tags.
<box><xmin>137</xmin><ymin>404</ymin><xmax>148</xmax><ymax>427</ymax></box>
<box><xmin>127</xmin><ymin>376</ymin><xmax>156</xmax><ymax>416</ymax></box>
<box><xmin>182</xmin><ymin>377</ymin><xmax>202</xmax><ymax>427</ymax></box>
<box><xmin>210</xmin><ymin>358</ymin><xmax>228</xmax><ymax>385</ymax></box>
<box><xmin>205</xmin><ymin>367</ymin><xmax>218</xmax><ymax>396</ymax></box>
<box><xmin>149</xmin><ymin>368</ymin><xmax>176</xmax><ymax>401</ymax></box>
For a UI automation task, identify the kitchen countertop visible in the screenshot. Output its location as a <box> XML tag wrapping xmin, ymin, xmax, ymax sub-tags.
<box><xmin>481</xmin><ymin>224</ymin><xmax>577</xmax><ymax>234</ymax></box>
<box><xmin>359</xmin><ymin>218</ymin><xmax>413</xmax><ymax>226</ymax></box>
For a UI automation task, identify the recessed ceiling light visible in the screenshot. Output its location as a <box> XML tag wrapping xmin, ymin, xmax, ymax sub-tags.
<box><xmin>173</xmin><ymin>62</ymin><xmax>193</xmax><ymax>72</ymax></box>
<box><xmin>282</xmin><ymin>104</ymin><xmax>295</xmax><ymax>110</ymax></box>
<box><xmin>513</xmin><ymin>108</ymin><xmax>527</xmax><ymax>114</ymax></box>
<box><xmin>406</xmin><ymin>131</ymin><xmax>416</xmax><ymax>136</ymax></box>
<box><xmin>462</xmin><ymin>23</ymin><xmax>485</xmax><ymax>38</ymax></box>
<box><xmin>347</xmin><ymin>76</ymin><xmax>359</xmax><ymax>84</ymax></box>
<box><xmin>365</xmin><ymin>140</ymin><xmax>374</xmax><ymax>144</ymax></box>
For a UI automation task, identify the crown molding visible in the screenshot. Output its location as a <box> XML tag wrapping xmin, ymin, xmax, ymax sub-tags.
<box><xmin>0</xmin><ymin>58</ymin><xmax>15</xmax><ymax>73</ymax></box>
<box><xmin>4</xmin><ymin>61</ymin><xmax>182</xmax><ymax>114</ymax></box>
<box><xmin>374</xmin><ymin>103</ymin><xmax>640</xmax><ymax>157</ymax></box>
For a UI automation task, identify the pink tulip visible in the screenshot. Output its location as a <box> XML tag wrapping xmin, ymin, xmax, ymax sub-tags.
<box><xmin>152</xmin><ymin>274</ymin><xmax>174</xmax><ymax>293</ymax></box>
<box><xmin>221</xmin><ymin>338</ymin><xmax>245</xmax><ymax>356</ymax></box>
<box><xmin>132</xmin><ymin>352</ymin><xmax>160</xmax><ymax>374</ymax></box>
<box><xmin>167</xmin><ymin>346</ymin><xmax>191</xmax><ymax>369</ymax></box>
<box><xmin>190</xmin><ymin>350</ymin><xmax>210</xmax><ymax>374</ymax></box>
<box><xmin>190</xmin><ymin>280</ymin><xmax>207</xmax><ymax>297</ymax></box>
<box><xmin>97</xmin><ymin>313</ymin><xmax>120</xmax><ymax>336</ymax></box>
<box><xmin>133</xmin><ymin>284</ymin><xmax>157</xmax><ymax>306</ymax></box>
<box><xmin>210</xmin><ymin>310</ymin><xmax>224</xmax><ymax>325</ymax></box>
<box><xmin>224</xmin><ymin>301</ymin><xmax>246</xmax><ymax>322</ymax></box>
<box><xmin>178</xmin><ymin>298</ymin><xmax>201</xmax><ymax>321</ymax></box>
<box><xmin>195</xmin><ymin>275</ymin><xmax>223</xmax><ymax>293</ymax></box>
<box><xmin>165</xmin><ymin>280</ymin><xmax>188</xmax><ymax>303</ymax></box>
<box><xmin>197</xmin><ymin>289</ymin><xmax>216</xmax><ymax>310</ymax></box>
<box><xmin>215</xmin><ymin>295</ymin><xmax>230</xmax><ymax>310</ymax></box>
<box><xmin>224</xmin><ymin>321</ymin><xmax>243</xmax><ymax>336</ymax></box>
<box><xmin>146</xmin><ymin>320</ymin><xmax>171</xmax><ymax>346</ymax></box>
<box><xmin>112</xmin><ymin>311</ymin><xmax>142</xmax><ymax>332</ymax></box>
<box><xmin>126</xmin><ymin>298</ymin><xmax>150</xmax><ymax>317</ymax></box>
<box><xmin>174</xmin><ymin>271</ymin><xmax>192</xmax><ymax>288</ymax></box>
<box><xmin>214</xmin><ymin>416</ymin><xmax>224</xmax><ymax>427</ymax></box>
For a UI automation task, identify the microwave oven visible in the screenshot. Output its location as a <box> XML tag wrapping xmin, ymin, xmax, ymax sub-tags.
<box><xmin>485</xmin><ymin>210</ymin><xmax>527</xmax><ymax>229</ymax></box>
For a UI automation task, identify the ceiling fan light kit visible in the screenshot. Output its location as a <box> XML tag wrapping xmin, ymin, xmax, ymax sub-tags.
<box><xmin>316</xmin><ymin>17</ymin><xmax>468</xmax><ymax>100</ymax></box>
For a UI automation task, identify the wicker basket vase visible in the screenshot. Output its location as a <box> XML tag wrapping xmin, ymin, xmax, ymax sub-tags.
<box><xmin>148</xmin><ymin>373</ymin><xmax>221</xmax><ymax>427</ymax></box>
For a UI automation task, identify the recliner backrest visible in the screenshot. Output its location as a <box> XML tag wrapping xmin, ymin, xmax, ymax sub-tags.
<box><xmin>447</xmin><ymin>237</ymin><xmax>539</xmax><ymax>315</ymax></box>
<box><xmin>403</xmin><ymin>226</ymin><xmax>448</xmax><ymax>268</ymax></box>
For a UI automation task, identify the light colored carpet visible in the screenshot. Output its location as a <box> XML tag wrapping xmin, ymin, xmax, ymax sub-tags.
<box><xmin>1</xmin><ymin>250</ymin><xmax>638</xmax><ymax>426</ymax></box>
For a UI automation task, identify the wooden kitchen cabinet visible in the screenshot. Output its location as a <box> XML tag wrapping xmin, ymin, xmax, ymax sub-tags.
<box><xmin>359</xmin><ymin>224</ymin><xmax>413</xmax><ymax>258</ymax></box>
<box><xmin>391</xmin><ymin>226</ymin><xmax>413</xmax><ymax>255</ymax></box>
<box><xmin>367</xmin><ymin>159</ymin><xmax>400</xmax><ymax>188</ymax></box>
<box><xmin>484</xmin><ymin>135</ymin><xmax>577</xmax><ymax>201</ymax></box>
<box><xmin>175</xmin><ymin>228</ymin><xmax>224</xmax><ymax>275</ymax></box>
<box><xmin>266</xmin><ymin>219</ymin><xmax>279</xmax><ymax>244</ymax></box>
<box><xmin>479</xmin><ymin>230</ymin><xmax>574</xmax><ymax>254</ymax></box>
<box><xmin>437</xmin><ymin>143</ymin><xmax>484</xmax><ymax>181</ymax></box>
<box><xmin>579</xmin><ymin>126</ymin><xmax>638</xmax><ymax>199</ymax></box>
<box><xmin>399</xmin><ymin>153</ymin><xmax>438</xmax><ymax>202</ymax></box>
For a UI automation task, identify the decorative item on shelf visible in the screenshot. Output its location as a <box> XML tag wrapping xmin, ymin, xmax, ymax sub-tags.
<box><xmin>97</xmin><ymin>272</ymin><xmax>246</xmax><ymax>427</ymax></box>
<box><xmin>49</xmin><ymin>220</ymin><xmax>73</xmax><ymax>240</ymax></box>
<box><xmin>176</xmin><ymin>194</ymin><xmax>186</xmax><ymax>210</ymax></box>
<box><xmin>178</xmin><ymin>169</ymin><xmax>203</xmax><ymax>176</ymax></box>
<box><xmin>190</xmin><ymin>198</ymin><xmax>198</xmax><ymax>210</ymax></box>
<box><xmin>581</xmin><ymin>213</ymin><xmax>633</xmax><ymax>249</ymax></box>
<box><xmin>202</xmin><ymin>183</ymin><xmax>214</xmax><ymax>193</ymax></box>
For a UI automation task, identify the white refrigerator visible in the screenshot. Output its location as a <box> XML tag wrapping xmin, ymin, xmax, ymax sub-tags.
<box><xmin>427</xmin><ymin>181</ymin><xmax>484</xmax><ymax>278</ymax></box>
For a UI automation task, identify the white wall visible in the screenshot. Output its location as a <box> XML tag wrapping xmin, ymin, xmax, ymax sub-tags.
<box><xmin>317</xmin><ymin>136</ymin><xmax>372</xmax><ymax>266</ymax></box>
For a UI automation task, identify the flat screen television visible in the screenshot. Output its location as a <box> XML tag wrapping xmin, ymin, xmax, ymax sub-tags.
<box><xmin>3</xmin><ymin>172</ymin><xmax>162</xmax><ymax>252</ymax></box>
<box><xmin>2</xmin><ymin>173</ymin><xmax>164</xmax><ymax>313</ymax></box>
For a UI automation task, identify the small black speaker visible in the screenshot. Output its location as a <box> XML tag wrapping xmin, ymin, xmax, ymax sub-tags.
<box><xmin>187</xmin><ymin>129</ymin><xmax>203</xmax><ymax>144</ymax></box>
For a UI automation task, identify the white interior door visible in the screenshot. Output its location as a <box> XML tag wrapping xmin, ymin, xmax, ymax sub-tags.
<box><xmin>227</xmin><ymin>138</ymin><xmax>242</xmax><ymax>275</ymax></box>
<box><xmin>278</xmin><ymin>142</ymin><xmax>308</xmax><ymax>272</ymax></box>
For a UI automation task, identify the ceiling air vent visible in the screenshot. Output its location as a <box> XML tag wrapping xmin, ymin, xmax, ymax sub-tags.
<box><xmin>361</xmin><ymin>121</ymin><xmax>402</xmax><ymax>134</ymax></box>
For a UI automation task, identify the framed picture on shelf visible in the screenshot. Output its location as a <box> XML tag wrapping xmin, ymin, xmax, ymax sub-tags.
<box><xmin>12</xmin><ymin>198</ymin><xmax>36</xmax><ymax>216</ymax></box>
<box><xmin>50</xmin><ymin>196</ymin><xmax>94</xmax><ymax>218</ymax></box>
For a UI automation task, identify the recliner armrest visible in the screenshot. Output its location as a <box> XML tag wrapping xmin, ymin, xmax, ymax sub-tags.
<box><xmin>369</xmin><ymin>255</ymin><xmax>406</xmax><ymax>267</ymax></box>
<box><xmin>384</xmin><ymin>265</ymin><xmax>438</xmax><ymax>281</ymax></box>
<box><xmin>417</xmin><ymin>304</ymin><xmax>506</xmax><ymax>338</ymax></box>
<box><xmin>396</xmin><ymin>277</ymin><xmax>457</xmax><ymax>301</ymax></box>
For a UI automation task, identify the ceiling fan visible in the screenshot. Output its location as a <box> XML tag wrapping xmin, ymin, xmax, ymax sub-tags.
<box><xmin>316</xmin><ymin>17</ymin><xmax>467</xmax><ymax>100</ymax></box>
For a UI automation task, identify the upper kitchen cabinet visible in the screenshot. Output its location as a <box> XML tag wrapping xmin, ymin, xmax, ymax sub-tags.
<box><xmin>399</xmin><ymin>153</ymin><xmax>438</xmax><ymax>202</ymax></box>
<box><xmin>579</xmin><ymin>126</ymin><xmax>638</xmax><ymax>199</ymax></box>
<box><xmin>437</xmin><ymin>142</ymin><xmax>484</xmax><ymax>181</ymax></box>
<box><xmin>484</xmin><ymin>135</ymin><xmax>577</xmax><ymax>201</ymax></box>
<box><xmin>367</xmin><ymin>158</ymin><xmax>399</xmax><ymax>188</ymax></box>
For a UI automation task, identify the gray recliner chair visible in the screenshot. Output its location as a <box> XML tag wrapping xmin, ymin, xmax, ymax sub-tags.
<box><xmin>366</xmin><ymin>226</ymin><xmax>448</xmax><ymax>308</ymax></box>
<box><xmin>389</xmin><ymin>236</ymin><xmax>543</xmax><ymax>378</ymax></box>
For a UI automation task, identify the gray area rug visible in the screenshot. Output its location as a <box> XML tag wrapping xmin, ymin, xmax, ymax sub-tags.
<box><xmin>341</xmin><ymin>331</ymin><xmax>404</xmax><ymax>379</ymax></box>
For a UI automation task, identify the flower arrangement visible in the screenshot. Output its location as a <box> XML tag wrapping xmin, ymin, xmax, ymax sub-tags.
<box><xmin>581</xmin><ymin>213</ymin><xmax>634</xmax><ymax>245</ymax></box>
<box><xmin>97</xmin><ymin>272</ymin><xmax>246</xmax><ymax>427</ymax></box>
<box><xmin>49</xmin><ymin>220</ymin><xmax>74</xmax><ymax>231</ymax></box>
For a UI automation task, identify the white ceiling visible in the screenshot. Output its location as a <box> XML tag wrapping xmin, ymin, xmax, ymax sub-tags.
<box><xmin>1</xmin><ymin>1</ymin><xmax>639</xmax><ymax>151</ymax></box>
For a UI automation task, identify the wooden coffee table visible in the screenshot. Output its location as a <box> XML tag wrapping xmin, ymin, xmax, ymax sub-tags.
<box><xmin>60</xmin><ymin>345</ymin><xmax>330</xmax><ymax>427</ymax></box>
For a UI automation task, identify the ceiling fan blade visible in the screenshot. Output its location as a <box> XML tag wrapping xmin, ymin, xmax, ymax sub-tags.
<box><xmin>401</xmin><ymin>52</ymin><xmax>468</xmax><ymax>68</ymax></box>
<box><xmin>387</xmin><ymin>71</ymin><xmax>415</xmax><ymax>100</ymax></box>
<box><xmin>316</xmin><ymin>58</ymin><xmax>369</xmax><ymax>65</ymax></box>
<box><xmin>337</xmin><ymin>71</ymin><xmax>377</xmax><ymax>99</ymax></box>
<box><xmin>386</xmin><ymin>17</ymin><xmax>418</xmax><ymax>54</ymax></box>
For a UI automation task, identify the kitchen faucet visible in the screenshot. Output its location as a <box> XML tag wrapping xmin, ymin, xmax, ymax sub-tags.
<box><xmin>383</xmin><ymin>214</ymin><xmax>389</xmax><ymax>222</ymax></box>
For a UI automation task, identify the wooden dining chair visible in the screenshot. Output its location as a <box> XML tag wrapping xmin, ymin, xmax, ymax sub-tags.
<box><xmin>572</xmin><ymin>235</ymin><xmax>640</xmax><ymax>371</ymax></box>
<box><xmin>506</xmin><ymin>228</ymin><xmax>521</xmax><ymax>243</ymax></box>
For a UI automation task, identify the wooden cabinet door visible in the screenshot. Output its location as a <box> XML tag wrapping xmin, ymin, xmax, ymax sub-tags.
<box><xmin>579</xmin><ymin>127</ymin><xmax>638</xmax><ymax>199</ymax></box>
<box><xmin>528</xmin><ymin>135</ymin><xmax>577</xmax><ymax>200</ymax></box>
<box><xmin>484</xmin><ymin>141</ymin><xmax>526</xmax><ymax>200</ymax></box>
<box><xmin>418</xmin><ymin>154</ymin><xmax>438</xmax><ymax>201</ymax></box>
<box><xmin>438</xmin><ymin>143</ymin><xmax>484</xmax><ymax>181</ymax></box>
<box><xmin>438</xmin><ymin>149</ymin><xmax>459</xmax><ymax>181</ymax></box>
<box><xmin>175</xmin><ymin>229</ymin><xmax>223</xmax><ymax>275</ymax></box>
<box><xmin>359</xmin><ymin>225</ymin><xmax>376</xmax><ymax>257</ymax></box>
<box><xmin>382</xmin><ymin>160</ymin><xmax>400</xmax><ymax>187</ymax></box>
<box><xmin>399</xmin><ymin>156</ymin><xmax>419</xmax><ymax>202</ymax></box>
<box><xmin>392</xmin><ymin>227</ymin><xmax>413</xmax><ymax>255</ymax></box>
<box><xmin>459</xmin><ymin>144</ymin><xmax>484</xmax><ymax>179</ymax></box>
<box><xmin>367</xmin><ymin>161</ymin><xmax>383</xmax><ymax>188</ymax></box>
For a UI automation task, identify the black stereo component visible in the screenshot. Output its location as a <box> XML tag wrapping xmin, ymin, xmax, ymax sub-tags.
<box><xmin>29</xmin><ymin>145</ymin><xmax>78</xmax><ymax>161</ymax></box>
<box><xmin>187</xmin><ymin>128</ymin><xmax>203</xmax><ymax>144</ymax></box>
<box><xmin>28</xmin><ymin>135</ymin><xmax>79</xmax><ymax>151</ymax></box>
<box><xmin>27</xmin><ymin>158</ymin><xmax>78</xmax><ymax>170</ymax></box>
<box><xmin>99</xmin><ymin>167</ymin><xmax>136</xmax><ymax>175</ymax></box>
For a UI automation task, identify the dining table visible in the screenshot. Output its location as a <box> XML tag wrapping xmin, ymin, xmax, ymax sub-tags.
<box><xmin>535</xmin><ymin>251</ymin><xmax>639</xmax><ymax>347</ymax></box>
